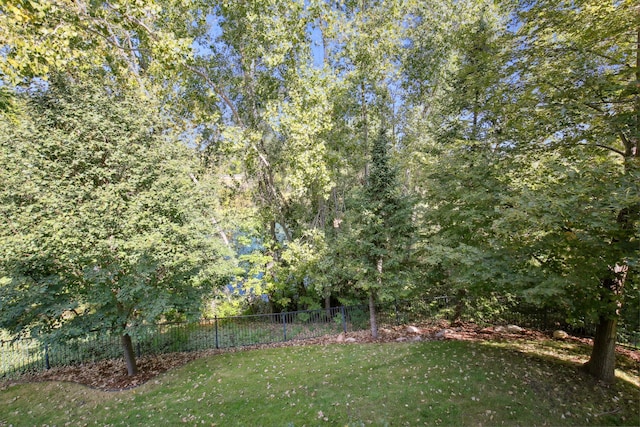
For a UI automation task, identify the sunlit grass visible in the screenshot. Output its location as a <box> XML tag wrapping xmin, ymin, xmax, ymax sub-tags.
<box><xmin>1</xmin><ymin>340</ymin><xmax>638</xmax><ymax>426</ymax></box>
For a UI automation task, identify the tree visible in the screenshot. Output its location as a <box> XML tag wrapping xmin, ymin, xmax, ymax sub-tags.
<box><xmin>345</xmin><ymin>130</ymin><xmax>415</xmax><ymax>338</ymax></box>
<box><xmin>0</xmin><ymin>76</ymin><xmax>233</xmax><ymax>375</ymax></box>
<box><xmin>405</xmin><ymin>0</ymin><xmax>638</xmax><ymax>382</ymax></box>
<box><xmin>401</xmin><ymin>0</ymin><xmax>517</xmax><ymax>320</ymax></box>
<box><xmin>508</xmin><ymin>0</ymin><xmax>639</xmax><ymax>382</ymax></box>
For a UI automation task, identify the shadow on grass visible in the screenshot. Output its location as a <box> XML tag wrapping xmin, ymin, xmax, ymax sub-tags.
<box><xmin>480</xmin><ymin>337</ymin><xmax>640</xmax><ymax>390</ymax></box>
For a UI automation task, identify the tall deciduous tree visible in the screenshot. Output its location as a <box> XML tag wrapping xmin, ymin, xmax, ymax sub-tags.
<box><xmin>510</xmin><ymin>0</ymin><xmax>639</xmax><ymax>382</ymax></box>
<box><xmin>402</xmin><ymin>0</ymin><xmax>515</xmax><ymax>318</ymax></box>
<box><xmin>406</xmin><ymin>0</ymin><xmax>638</xmax><ymax>382</ymax></box>
<box><xmin>0</xmin><ymin>76</ymin><xmax>233</xmax><ymax>375</ymax></box>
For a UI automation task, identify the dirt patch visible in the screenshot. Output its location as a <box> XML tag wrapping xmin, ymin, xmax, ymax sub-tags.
<box><xmin>3</xmin><ymin>322</ymin><xmax>637</xmax><ymax>391</ymax></box>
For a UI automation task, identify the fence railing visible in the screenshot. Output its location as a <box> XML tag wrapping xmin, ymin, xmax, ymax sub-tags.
<box><xmin>1</xmin><ymin>298</ymin><xmax>638</xmax><ymax>378</ymax></box>
<box><xmin>0</xmin><ymin>305</ymin><xmax>366</xmax><ymax>378</ymax></box>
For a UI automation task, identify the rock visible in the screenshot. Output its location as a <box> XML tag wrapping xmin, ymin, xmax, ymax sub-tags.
<box><xmin>395</xmin><ymin>337</ymin><xmax>408</xmax><ymax>342</ymax></box>
<box><xmin>411</xmin><ymin>335</ymin><xmax>423</xmax><ymax>342</ymax></box>
<box><xmin>435</xmin><ymin>329</ymin><xmax>452</xmax><ymax>339</ymax></box>
<box><xmin>494</xmin><ymin>326</ymin><xmax>506</xmax><ymax>333</ymax></box>
<box><xmin>345</xmin><ymin>337</ymin><xmax>357</xmax><ymax>343</ymax></box>
<box><xmin>406</xmin><ymin>325</ymin><xmax>422</xmax><ymax>334</ymax></box>
<box><xmin>506</xmin><ymin>325</ymin><xmax>524</xmax><ymax>333</ymax></box>
<box><xmin>380</xmin><ymin>328</ymin><xmax>392</xmax><ymax>335</ymax></box>
<box><xmin>336</xmin><ymin>333</ymin><xmax>345</xmax><ymax>343</ymax></box>
<box><xmin>553</xmin><ymin>330</ymin><xmax>569</xmax><ymax>339</ymax></box>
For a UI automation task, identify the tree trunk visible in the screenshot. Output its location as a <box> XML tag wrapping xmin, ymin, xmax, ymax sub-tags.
<box><xmin>369</xmin><ymin>290</ymin><xmax>378</xmax><ymax>339</ymax></box>
<box><xmin>452</xmin><ymin>288</ymin><xmax>467</xmax><ymax>324</ymax></box>
<box><xmin>325</xmin><ymin>294</ymin><xmax>331</xmax><ymax>319</ymax></box>
<box><xmin>121</xmin><ymin>333</ymin><xmax>138</xmax><ymax>376</ymax></box>
<box><xmin>584</xmin><ymin>316</ymin><xmax>617</xmax><ymax>383</ymax></box>
<box><xmin>584</xmin><ymin>259</ymin><xmax>628</xmax><ymax>383</ymax></box>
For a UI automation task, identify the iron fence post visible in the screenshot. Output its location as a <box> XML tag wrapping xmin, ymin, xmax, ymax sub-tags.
<box><xmin>340</xmin><ymin>306</ymin><xmax>347</xmax><ymax>333</ymax></box>
<box><xmin>215</xmin><ymin>316</ymin><xmax>219</xmax><ymax>349</ymax></box>
<box><xmin>44</xmin><ymin>343</ymin><xmax>50</xmax><ymax>370</ymax></box>
<box><xmin>282</xmin><ymin>313</ymin><xmax>287</xmax><ymax>341</ymax></box>
<box><xmin>394</xmin><ymin>299</ymin><xmax>400</xmax><ymax>325</ymax></box>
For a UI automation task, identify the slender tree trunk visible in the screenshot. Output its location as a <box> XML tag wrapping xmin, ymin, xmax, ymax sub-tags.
<box><xmin>452</xmin><ymin>288</ymin><xmax>467</xmax><ymax>324</ymax></box>
<box><xmin>121</xmin><ymin>333</ymin><xmax>138</xmax><ymax>376</ymax></box>
<box><xmin>369</xmin><ymin>290</ymin><xmax>378</xmax><ymax>339</ymax></box>
<box><xmin>369</xmin><ymin>256</ymin><xmax>383</xmax><ymax>339</ymax></box>
<box><xmin>361</xmin><ymin>81</ymin><xmax>370</xmax><ymax>181</ymax></box>
<box><xmin>584</xmin><ymin>316</ymin><xmax>617</xmax><ymax>383</ymax></box>
<box><xmin>188</xmin><ymin>173</ymin><xmax>230</xmax><ymax>247</ymax></box>
<box><xmin>325</xmin><ymin>294</ymin><xmax>331</xmax><ymax>319</ymax></box>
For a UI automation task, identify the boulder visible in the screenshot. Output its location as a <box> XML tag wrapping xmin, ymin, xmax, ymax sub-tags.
<box><xmin>553</xmin><ymin>330</ymin><xmax>569</xmax><ymax>340</ymax></box>
<box><xmin>406</xmin><ymin>325</ymin><xmax>422</xmax><ymax>334</ymax></box>
<box><xmin>435</xmin><ymin>329</ymin><xmax>453</xmax><ymax>339</ymax></box>
<box><xmin>506</xmin><ymin>325</ymin><xmax>524</xmax><ymax>334</ymax></box>
<box><xmin>494</xmin><ymin>326</ymin><xmax>506</xmax><ymax>333</ymax></box>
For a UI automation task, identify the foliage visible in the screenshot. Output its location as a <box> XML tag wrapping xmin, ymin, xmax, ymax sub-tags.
<box><xmin>0</xmin><ymin>0</ymin><xmax>200</xmax><ymax>85</ymax></box>
<box><xmin>402</xmin><ymin>0</ymin><xmax>638</xmax><ymax>380</ymax></box>
<box><xmin>0</xmin><ymin>76</ymin><xmax>233</xmax><ymax>343</ymax></box>
<box><xmin>349</xmin><ymin>130</ymin><xmax>416</xmax><ymax>299</ymax></box>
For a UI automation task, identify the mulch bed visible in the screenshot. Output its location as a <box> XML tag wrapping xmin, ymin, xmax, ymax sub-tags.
<box><xmin>2</xmin><ymin>322</ymin><xmax>638</xmax><ymax>391</ymax></box>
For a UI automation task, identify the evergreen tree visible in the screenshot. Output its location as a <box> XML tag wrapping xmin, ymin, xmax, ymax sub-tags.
<box><xmin>351</xmin><ymin>130</ymin><xmax>416</xmax><ymax>338</ymax></box>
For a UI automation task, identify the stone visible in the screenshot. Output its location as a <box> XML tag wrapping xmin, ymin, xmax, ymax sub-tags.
<box><xmin>336</xmin><ymin>333</ymin><xmax>345</xmax><ymax>342</ymax></box>
<box><xmin>435</xmin><ymin>329</ymin><xmax>452</xmax><ymax>339</ymax></box>
<box><xmin>494</xmin><ymin>326</ymin><xmax>506</xmax><ymax>333</ymax></box>
<box><xmin>411</xmin><ymin>335</ymin><xmax>423</xmax><ymax>342</ymax></box>
<box><xmin>506</xmin><ymin>325</ymin><xmax>524</xmax><ymax>333</ymax></box>
<box><xmin>395</xmin><ymin>337</ymin><xmax>408</xmax><ymax>342</ymax></box>
<box><xmin>345</xmin><ymin>337</ymin><xmax>357</xmax><ymax>343</ymax></box>
<box><xmin>553</xmin><ymin>330</ymin><xmax>569</xmax><ymax>339</ymax></box>
<box><xmin>406</xmin><ymin>325</ymin><xmax>422</xmax><ymax>334</ymax></box>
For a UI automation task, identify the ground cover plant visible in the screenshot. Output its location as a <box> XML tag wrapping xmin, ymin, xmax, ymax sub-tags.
<box><xmin>1</xmin><ymin>339</ymin><xmax>638</xmax><ymax>426</ymax></box>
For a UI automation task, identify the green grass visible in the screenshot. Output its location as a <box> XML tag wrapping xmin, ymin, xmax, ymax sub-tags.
<box><xmin>1</xmin><ymin>340</ymin><xmax>638</xmax><ymax>426</ymax></box>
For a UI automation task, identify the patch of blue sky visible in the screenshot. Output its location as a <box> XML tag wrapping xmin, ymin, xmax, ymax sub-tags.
<box><xmin>307</xmin><ymin>22</ymin><xmax>325</xmax><ymax>68</ymax></box>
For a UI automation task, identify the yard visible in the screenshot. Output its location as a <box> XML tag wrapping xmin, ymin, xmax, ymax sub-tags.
<box><xmin>1</xmin><ymin>326</ymin><xmax>638</xmax><ymax>426</ymax></box>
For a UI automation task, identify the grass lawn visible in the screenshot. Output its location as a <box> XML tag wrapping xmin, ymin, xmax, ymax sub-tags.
<box><xmin>1</xmin><ymin>340</ymin><xmax>638</xmax><ymax>426</ymax></box>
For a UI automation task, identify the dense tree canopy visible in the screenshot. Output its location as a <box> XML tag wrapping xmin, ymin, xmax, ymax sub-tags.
<box><xmin>1</xmin><ymin>0</ymin><xmax>637</xmax><ymax>382</ymax></box>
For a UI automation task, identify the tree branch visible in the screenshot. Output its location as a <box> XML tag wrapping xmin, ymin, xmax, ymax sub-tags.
<box><xmin>186</xmin><ymin>64</ymin><xmax>271</xmax><ymax>168</ymax></box>
<box><xmin>591</xmin><ymin>143</ymin><xmax>626</xmax><ymax>157</ymax></box>
<box><xmin>188</xmin><ymin>173</ymin><xmax>230</xmax><ymax>247</ymax></box>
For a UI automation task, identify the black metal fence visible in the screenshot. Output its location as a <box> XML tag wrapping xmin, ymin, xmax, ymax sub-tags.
<box><xmin>1</xmin><ymin>299</ymin><xmax>638</xmax><ymax>378</ymax></box>
<box><xmin>0</xmin><ymin>305</ymin><xmax>362</xmax><ymax>378</ymax></box>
